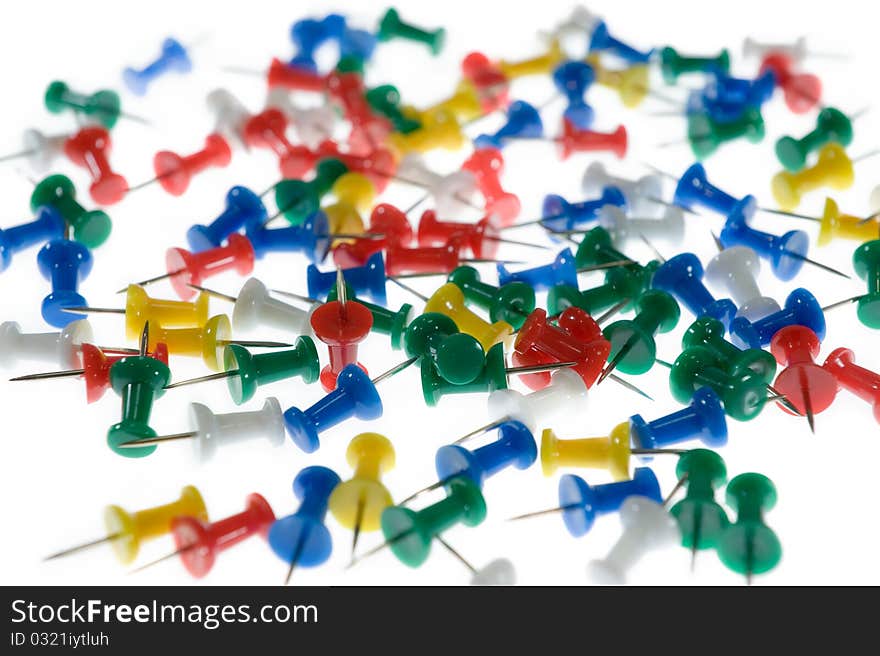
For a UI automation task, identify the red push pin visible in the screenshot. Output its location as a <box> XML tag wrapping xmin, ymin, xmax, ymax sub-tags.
<box><xmin>242</xmin><ymin>108</ymin><xmax>307</xmax><ymax>179</ymax></box>
<box><xmin>822</xmin><ymin>348</ymin><xmax>880</xmax><ymax>423</ymax></box>
<box><xmin>63</xmin><ymin>127</ymin><xmax>129</xmax><ymax>205</ymax></box>
<box><xmin>267</xmin><ymin>57</ymin><xmax>326</xmax><ymax>92</ymax></box>
<box><xmin>770</xmin><ymin>325</ymin><xmax>837</xmax><ymax>431</ymax></box>
<box><xmin>513</xmin><ymin>307</ymin><xmax>611</xmax><ymax>389</ymax></box>
<box><xmin>325</xmin><ymin>71</ymin><xmax>392</xmax><ymax>155</ymax></box>
<box><xmin>9</xmin><ymin>342</ymin><xmax>169</xmax><ymax>404</ymax></box>
<box><xmin>759</xmin><ymin>53</ymin><xmax>821</xmax><ymax>114</ymax></box>
<box><xmin>310</xmin><ymin>270</ymin><xmax>373</xmax><ymax>391</ymax></box>
<box><xmin>417</xmin><ymin>210</ymin><xmax>501</xmax><ymax>259</ymax></box>
<box><xmin>385</xmin><ymin>238</ymin><xmax>463</xmax><ymax>276</ymax></box>
<box><xmin>124</xmin><ymin>233</ymin><xmax>255</xmax><ymax>300</ymax></box>
<box><xmin>461</xmin><ymin>52</ymin><xmax>510</xmax><ymax>113</ymax></box>
<box><xmin>132</xmin><ymin>493</ymin><xmax>276</xmax><ymax>578</ymax></box>
<box><xmin>152</xmin><ymin>133</ymin><xmax>232</xmax><ymax>196</ymax></box>
<box><xmin>461</xmin><ymin>148</ymin><xmax>521</xmax><ymax>226</ymax></box>
<box><xmin>558</xmin><ymin>119</ymin><xmax>628</xmax><ymax>160</ymax></box>
<box><xmin>333</xmin><ymin>203</ymin><xmax>413</xmax><ymax>268</ymax></box>
<box><xmin>316</xmin><ymin>141</ymin><xmax>397</xmax><ymax>192</ymax></box>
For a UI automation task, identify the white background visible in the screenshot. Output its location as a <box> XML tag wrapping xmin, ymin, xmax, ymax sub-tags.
<box><xmin>0</xmin><ymin>0</ymin><xmax>878</xmax><ymax>586</ymax></box>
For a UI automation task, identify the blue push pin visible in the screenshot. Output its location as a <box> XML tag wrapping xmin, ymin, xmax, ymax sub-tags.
<box><xmin>474</xmin><ymin>101</ymin><xmax>543</xmax><ymax>151</ymax></box>
<box><xmin>630</xmin><ymin>387</ymin><xmax>728</xmax><ymax>454</ymax></box>
<box><xmin>186</xmin><ymin>186</ymin><xmax>267</xmax><ymax>253</ymax></box>
<box><xmin>435</xmin><ymin>420</ymin><xmax>537</xmax><ymax>488</ymax></box>
<box><xmin>283</xmin><ymin>364</ymin><xmax>383</xmax><ymax>453</ymax></box>
<box><xmin>731</xmin><ymin>288</ymin><xmax>825</xmax><ymax>349</ymax></box>
<box><xmin>541</xmin><ymin>187</ymin><xmax>627</xmax><ymax>233</ymax></box>
<box><xmin>652</xmin><ymin>252</ymin><xmax>737</xmax><ymax>328</ymax></box>
<box><xmin>307</xmin><ymin>251</ymin><xmax>387</xmax><ymax>305</ymax></box>
<box><xmin>588</xmin><ymin>20</ymin><xmax>654</xmax><ymax>64</ymax></box>
<box><xmin>558</xmin><ymin>467</ymin><xmax>662</xmax><ymax>537</ymax></box>
<box><xmin>706</xmin><ymin>70</ymin><xmax>776</xmax><ymax>109</ymax></box>
<box><xmin>268</xmin><ymin>466</ymin><xmax>341</xmax><ymax>580</ymax></box>
<box><xmin>246</xmin><ymin>210</ymin><xmax>331</xmax><ymax>264</ymax></box>
<box><xmin>123</xmin><ymin>38</ymin><xmax>192</xmax><ymax>96</ymax></box>
<box><xmin>552</xmin><ymin>61</ymin><xmax>595</xmax><ymax>130</ymax></box>
<box><xmin>719</xmin><ymin>197</ymin><xmax>808</xmax><ymax>281</ymax></box>
<box><xmin>340</xmin><ymin>27</ymin><xmax>377</xmax><ymax>61</ymax></box>
<box><xmin>37</xmin><ymin>238</ymin><xmax>93</xmax><ymax>328</ymax></box>
<box><xmin>673</xmin><ymin>163</ymin><xmax>747</xmax><ymax>217</ymax></box>
<box><xmin>0</xmin><ymin>206</ymin><xmax>65</xmax><ymax>272</ymax></box>
<box><xmin>497</xmin><ymin>247</ymin><xmax>578</xmax><ymax>292</ymax></box>
<box><xmin>289</xmin><ymin>14</ymin><xmax>347</xmax><ymax>72</ymax></box>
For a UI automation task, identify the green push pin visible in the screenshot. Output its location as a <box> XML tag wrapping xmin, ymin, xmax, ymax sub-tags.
<box><xmin>380</xmin><ymin>475</ymin><xmax>486</xmax><ymax>568</ymax></box>
<box><xmin>405</xmin><ymin>312</ymin><xmax>486</xmax><ymax>385</ymax></box>
<box><xmin>31</xmin><ymin>174</ymin><xmax>112</xmax><ymax>249</ymax></box>
<box><xmin>107</xmin><ymin>357</ymin><xmax>171</xmax><ymax>458</ymax></box>
<box><xmin>682</xmin><ymin>317</ymin><xmax>776</xmax><ymax>384</ymax></box>
<box><xmin>600</xmin><ymin>289</ymin><xmax>680</xmax><ymax>379</ymax></box>
<box><xmin>775</xmin><ymin>107</ymin><xmax>854</xmax><ymax>173</ymax></box>
<box><xmin>687</xmin><ymin>108</ymin><xmax>765</xmax><ymax>160</ymax></box>
<box><xmin>272</xmin><ymin>158</ymin><xmax>349</xmax><ymax>226</ymax></box>
<box><xmin>447</xmin><ymin>265</ymin><xmax>535</xmax><ymax>330</ymax></box>
<box><xmin>669</xmin><ymin>449</ymin><xmax>730</xmax><ymax>569</ymax></box>
<box><xmin>328</xmin><ymin>281</ymin><xmax>413</xmax><ymax>349</ymax></box>
<box><xmin>421</xmin><ymin>342</ymin><xmax>508</xmax><ymax>406</ymax></box>
<box><xmin>548</xmin><ymin>262</ymin><xmax>658</xmax><ymax>316</ymax></box>
<box><xmin>335</xmin><ymin>54</ymin><xmax>366</xmax><ymax>75</ymax></box>
<box><xmin>365</xmin><ymin>84</ymin><xmax>422</xmax><ymax>134</ymax></box>
<box><xmin>851</xmin><ymin>240</ymin><xmax>880</xmax><ymax>329</ymax></box>
<box><xmin>716</xmin><ymin>473</ymin><xmax>782</xmax><ymax>583</ymax></box>
<box><xmin>573</xmin><ymin>226</ymin><xmax>641</xmax><ymax>271</ymax></box>
<box><xmin>223</xmin><ymin>339</ymin><xmax>320</xmax><ymax>404</ymax></box>
<box><xmin>669</xmin><ymin>346</ymin><xmax>768</xmax><ymax>422</ymax></box>
<box><xmin>44</xmin><ymin>81</ymin><xmax>121</xmax><ymax>129</ymax></box>
<box><xmin>659</xmin><ymin>47</ymin><xmax>730</xmax><ymax>85</ymax></box>
<box><xmin>377</xmin><ymin>8</ymin><xmax>446</xmax><ymax>55</ymax></box>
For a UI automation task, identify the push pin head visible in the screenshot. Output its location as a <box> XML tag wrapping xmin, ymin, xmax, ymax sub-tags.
<box><xmin>223</xmin><ymin>338</ymin><xmax>320</xmax><ymax>404</ymax></box>
<box><xmin>107</xmin><ymin>354</ymin><xmax>172</xmax><ymax>457</ymax></box>
<box><xmin>470</xmin><ymin>558</ymin><xmax>516</xmax><ymax>585</ymax></box>
<box><xmin>405</xmin><ymin>313</ymin><xmax>485</xmax><ymax>385</ymax></box>
<box><xmin>852</xmin><ymin>239</ymin><xmax>880</xmax><ymax>328</ymax></box>
<box><xmin>37</xmin><ymin>239</ymin><xmax>94</xmax><ymax>328</ymax></box>
<box><xmin>435</xmin><ymin>420</ymin><xmax>537</xmax><ymax>487</ymax></box>
<box><xmin>669</xmin><ymin>449</ymin><xmax>729</xmax><ymax>552</ymax></box>
<box><xmin>716</xmin><ymin>473</ymin><xmax>782</xmax><ymax>581</ymax></box>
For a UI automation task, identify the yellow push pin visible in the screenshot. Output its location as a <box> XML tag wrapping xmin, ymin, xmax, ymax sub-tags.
<box><xmin>59</xmin><ymin>284</ymin><xmax>211</xmax><ymax>341</ymax></box>
<box><xmin>771</xmin><ymin>143</ymin><xmax>854</xmax><ymax>211</ymax></box>
<box><xmin>405</xmin><ymin>82</ymin><xmax>483</xmax><ymax>125</ymax></box>
<box><xmin>324</xmin><ymin>172</ymin><xmax>375</xmax><ymax>247</ymax></box>
<box><xmin>147</xmin><ymin>315</ymin><xmax>290</xmax><ymax>371</ymax></box>
<box><xmin>817</xmin><ymin>197</ymin><xmax>878</xmax><ymax>246</ymax></box>
<box><xmin>585</xmin><ymin>55</ymin><xmax>649</xmax><ymax>108</ymax></box>
<box><xmin>424</xmin><ymin>282</ymin><xmax>513</xmax><ymax>351</ymax></box>
<box><xmin>388</xmin><ymin>110</ymin><xmax>465</xmax><ymax>155</ymax></box>
<box><xmin>329</xmin><ymin>432</ymin><xmax>396</xmax><ymax>560</ymax></box>
<box><xmin>498</xmin><ymin>40</ymin><xmax>564</xmax><ymax>79</ymax></box>
<box><xmin>541</xmin><ymin>423</ymin><xmax>632</xmax><ymax>480</ymax></box>
<box><xmin>44</xmin><ymin>485</ymin><xmax>208</xmax><ymax>565</ymax></box>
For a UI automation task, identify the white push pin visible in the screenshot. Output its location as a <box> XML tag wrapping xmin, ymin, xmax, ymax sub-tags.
<box><xmin>0</xmin><ymin>319</ymin><xmax>93</xmax><ymax>370</ymax></box>
<box><xmin>117</xmin><ymin>398</ymin><xmax>285</xmax><ymax>462</ymax></box>
<box><xmin>0</xmin><ymin>128</ymin><xmax>70</xmax><ymax>173</ymax></box>
<box><xmin>539</xmin><ymin>6</ymin><xmax>602</xmax><ymax>56</ymax></box>
<box><xmin>191</xmin><ymin>278</ymin><xmax>318</xmax><ymax>336</ymax></box>
<box><xmin>581</xmin><ymin>162</ymin><xmax>666</xmax><ymax>218</ymax></box>
<box><xmin>742</xmin><ymin>36</ymin><xmax>845</xmax><ymax>63</ymax></box>
<box><xmin>587</xmin><ymin>496</ymin><xmax>678</xmax><ymax>585</ymax></box>
<box><xmin>486</xmin><ymin>368</ymin><xmax>588</xmax><ymax>433</ymax></box>
<box><xmin>470</xmin><ymin>558</ymin><xmax>517</xmax><ymax>585</ymax></box>
<box><xmin>396</xmin><ymin>154</ymin><xmax>480</xmax><ymax>218</ymax></box>
<box><xmin>597</xmin><ymin>205</ymin><xmax>685</xmax><ymax>248</ymax></box>
<box><xmin>264</xmin><ymin>88</ymin><xmax>336</xmax><ymax>150</ymax></box>
<box><xmin>704</xmin><ymin>245</ymin><xmax>781</xmax><ymax>322</ymax></box>
<box><xmin>206</xmin><ymin>88</ymin><xmax>251</xmax><ymax>151</ymax></box>
<box><xmin>869</xmin><ymin>185</ymin><xmax>880</xmax><ymax>216</ymax></box>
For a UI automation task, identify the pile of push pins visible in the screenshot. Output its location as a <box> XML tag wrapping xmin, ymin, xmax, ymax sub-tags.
<box><xmin>3</xmin><ymin>4</ymin><xmax>880</xmax><ymax>586</ymax></box>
